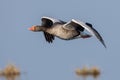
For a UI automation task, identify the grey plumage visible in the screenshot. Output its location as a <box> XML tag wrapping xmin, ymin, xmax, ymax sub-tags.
<box><xmin>29</xmin><ymin>16</ymin><xmax>106</xmax><ymax>48</ymax></box>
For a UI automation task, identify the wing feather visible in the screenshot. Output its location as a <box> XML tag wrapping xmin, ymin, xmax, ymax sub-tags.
<box><xmin>72</xmin><ymin>19</ymin><xmax>106</xmax><ymax>48</ymax></box>
<box><xmin>43</xmin><ymin>32</ymin><xmax>55</xmax><ymax>43</ymax></box>
<box><xmin>41</xmin><ymin>16</ymin><xmax>66</xmax><ymax>27</ymax></box>
<box><xmin>63</xmin><ymin>21</ymin><xmax>84</xmax><ymax>31</ymax></box>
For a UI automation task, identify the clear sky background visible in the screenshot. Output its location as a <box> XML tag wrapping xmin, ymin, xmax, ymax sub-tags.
<box><xmin>0</xmin><ymin>0</ymin><xmax>120</xmax><ymax>80</ymax></box>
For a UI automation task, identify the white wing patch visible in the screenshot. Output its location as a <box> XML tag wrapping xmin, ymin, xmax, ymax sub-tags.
<box><xmin>72</xmin><ymin>19</ymin><xmax>95</xmax><ymax>36</ymax></box>
<box><xmin>42</xmin><ymin>16</ymin><xmax>61</xmax><ymax>23</ymax></box>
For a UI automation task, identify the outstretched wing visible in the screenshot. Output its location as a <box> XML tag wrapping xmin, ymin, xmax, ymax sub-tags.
<box><xmin>41</xmin><ymin>16</ymin><xmax>66</xmax><ymax>27</ymax></box>
<box><xmin>71</xmin><ymin>19</ymin><xmax>106</xmax><ymax>48</ymax></box>
<box><xmin>43</xmin><ymin>32</ymin><xmax>55</xmax><ymax>43</ymax></box>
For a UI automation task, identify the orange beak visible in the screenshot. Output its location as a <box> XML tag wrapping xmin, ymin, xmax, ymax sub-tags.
<box><xmin>28</xmin><ymin>26</ymin><xmax>35</xmax><ymax>31</ymax></box>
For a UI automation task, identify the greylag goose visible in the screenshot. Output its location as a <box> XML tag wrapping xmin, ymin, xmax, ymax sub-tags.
<box><xmin>28</xmin><ymin>16</ymin><xmax>106</xmax><ymax>48</ymax></box>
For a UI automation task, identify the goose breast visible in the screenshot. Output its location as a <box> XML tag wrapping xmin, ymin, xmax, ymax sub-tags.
<box><xmin>46</xmin><ymin>24</ymin><xmax>79</xmax><ymax>39</ymax></box>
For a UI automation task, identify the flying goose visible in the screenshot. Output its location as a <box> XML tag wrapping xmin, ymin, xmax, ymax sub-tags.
<box><xmin>28</xmin><ymin>16</ymin><xmax>106</xmax><ymax>48</ymax></box>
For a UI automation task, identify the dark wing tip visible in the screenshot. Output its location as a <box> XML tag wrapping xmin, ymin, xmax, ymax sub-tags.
<box><xmin>91</xmin><ymin>27</ymin><xmax>107</xmax><ymax>48</ymax></box>
<box><xmin>100</xmin><ymin>39</ymin><xmax>107</xmax><ymax>48</ymax></box>
<box><xmin>85</xmin><ymin>22</ymin><xmax>93</xmax><ymax>28</ymax></box>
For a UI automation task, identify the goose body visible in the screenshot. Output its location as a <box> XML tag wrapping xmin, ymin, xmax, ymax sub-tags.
<box><xmin>29</xmin><ymin>16</ymin><xmax>106</xmax><ymax>48</ymax></box>
<box><xmin>45</xmin><ymin>23</ymin><xmax>80</xmax><ymax>40</ymax></box>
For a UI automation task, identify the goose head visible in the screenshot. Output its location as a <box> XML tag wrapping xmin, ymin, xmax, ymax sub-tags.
<box><xmin>28</xmin><ymin>25</ymin><xmax>46</xmax><ymax>32</ymax></box>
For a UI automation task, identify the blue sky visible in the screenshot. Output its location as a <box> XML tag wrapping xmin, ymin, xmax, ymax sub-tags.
<box><xmin>0</xmin><ymin>0</ymin><xmax>120</xmax><ymax>80</ymax></box>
